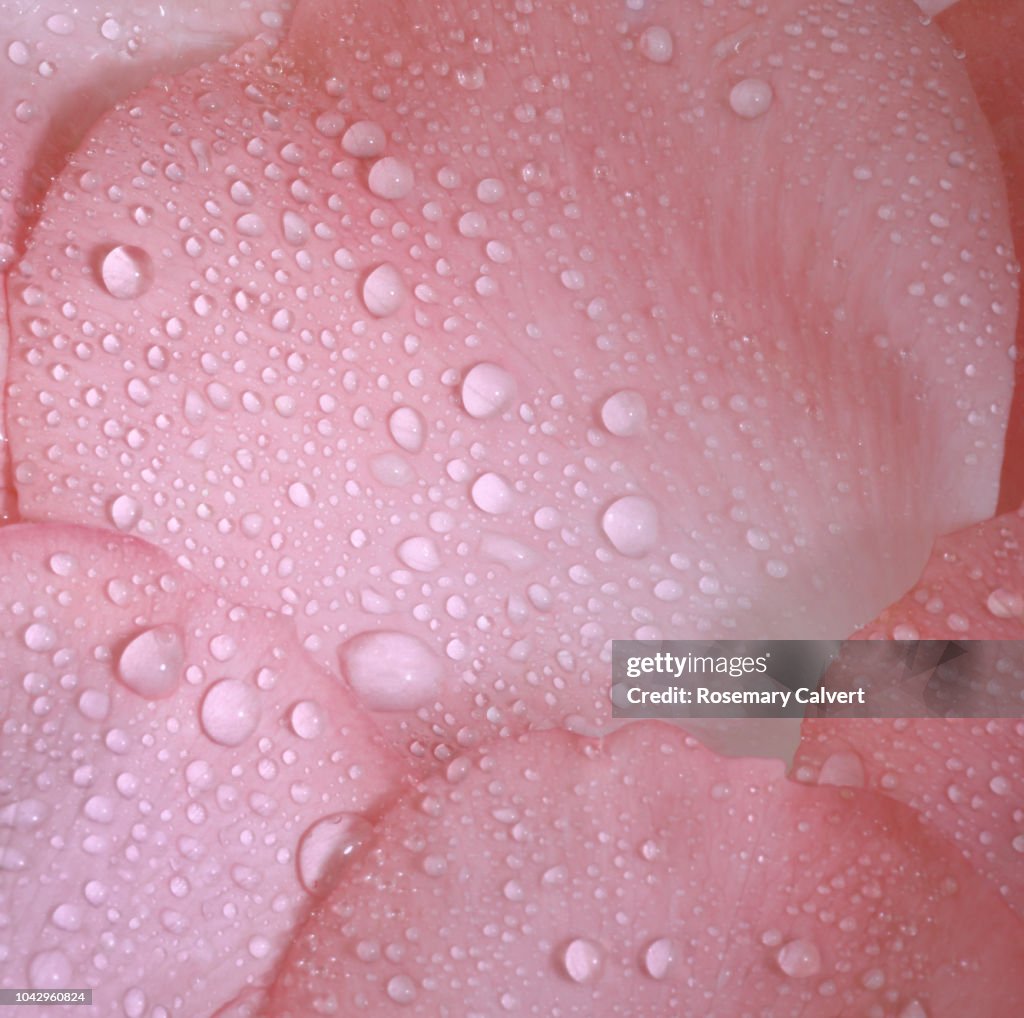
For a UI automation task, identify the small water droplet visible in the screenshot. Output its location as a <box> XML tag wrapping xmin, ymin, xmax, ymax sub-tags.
<box><xmin>50</xmin><ymin>903</ymin><xmax>84</xmax><ymax>931</ymax></box>
<box><xmin>342</xmin><ymin>120</ymin><xmax>386</xmax><ymax>157</ymax></box>
<box><xmin>117</xmin><ymin>625</ymin><xmax>184</xmax><ymax>699</ymax></box>
<box><xmin>362</xmin><ymin>263</ymin><xmax>405</xmax><ymax>317</ymax></box>
<box><xmin>199</xmin><ymin>679</ymin><xmax>261</xmax><ymax>747</ymax></box>
<box><xmin>28</xmin><ymin>950</ymin><xmax>71</xmax><ymax>988</ymax></box>
<box><xmin>729</xmin><ymin>78</ymin><xmax>774</xmax><ymax>119</ymax></box>
<box><xmin>48</xmin><ymin>552</ymin><xmax>75</xmax><ymax>576</ymax></box>
<box><xmin>109</xmin><ymin>494</ymin><xmax>141</xmax><ymax>530</ymax></box>
<box><xmin>776</xmin><ymin>939</ymin><xmax>821</xmax><ymax>978</ymax></box>
<box><xmin>100</xmin><ymin>245</ymin><xmax>153</xmax><ymax>299</ymax></box>
<box><xmin>600</xmin><ymin>389</ymin><xmax>647</xmax><ymax>436</ymax></box>
<box><xmin>339</xmin><ymin>631</ymin><xmax>442</xmax><ymax>710</ymax></box>
<box><xmin>561</xmin><ymin>938</ymin><xmax>604</xmax><ymax>983</ymax></box>
<box><xmin>288</xmin><ymin>481</ymin><xmax>314</xmax><ymax>508</ymax></box>
<box><xmin>642</xmin><ymin>937</ymin><xmax>676</xmax><ymax>979</ymax></box>
<box><xmin>45</xmin><ymin>14</ymin><xmax>75</xmax><ymax>35</ymax></box>
<box><xmin>639</xmin><ymin>25</ymin><xmax>673</xmax><ymax>63</ymax></box>
<box><xmin>397</xmin><ymin>536</ymin><xmax>442</xmax><ymax>572</ymax></box>
<box><xmin>817</xmin><ymin>751</ymin><xmax>865</xmax><ymax>788</ymax></box>
<box><xmin>23</xmin><ymin>623</ymin><xmax>56</xmax><ymax>653</ymax></box>
<box><xmin>601</xmin><ymin>496</ymin><xmax>659</xmax><ymax>557</ymax></box>
<box><xmin>289</xmin><ymin>700</ymin><xmax>325</xmax><ymax>740</ymax></box>
<box><xmin>386</xmin><ymin>975</ymin><xmax>417</xmax><ymax>1005</ymax></box>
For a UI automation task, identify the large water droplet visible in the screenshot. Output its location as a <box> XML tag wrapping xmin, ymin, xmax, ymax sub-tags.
<box><xmin>297</xmin><ymin>812</ymin><xmax>373</xmax><ymax>894</ymax></box>
<box><xmin>362</xmin><ymin>263</ymin><xmax>405</xmax><ymax>317</ymax></box>
<box><xmin>339</xmin><ymin>631</ymin><xmax>442</xmax><ymax>711</ymax></box>
<box><xmin>729</xmin><ymin>78</ymin><xmax>774</xmax><ymax>119</ymax></box>
<box><xmin>368</xmin><ymin>156</ymin><xmax>414</xmax><ymax>199</ymax></box>
<box><xmin>117</xmin><ymin>625</ymin><xmax>184</xmax><ymax>699</ymax></box>
<box><xmin>100</xmin><ymin>245</ymin><xmax>153</xmax><ymax>299</ymax></box>
<box><xmin>199</xmin><ymin>679</ymin><xmax>261</xmax><ymax>746</ymax></box>
<box><xmin>461</xmin><ymin>362</ymin><xmax>516</xmax><ymax>419</ymax></box>
<box><xmin>601</xmin><ymin>496</ymin><xmax>659</xmax><ymax>557</ymax></box>
<box><xmin>643</xmin><ymin>937</ymin><xmax>676</xmax><ymax>980</ymax></box>
<box><xmin>561</xmin><ymin>938</ymin><xmax>604</xmax><ymax>983</ymax></box>
<box><xmin>776</xmin><ymin>939</ymin><xmax>821</xmax><ymax>978</ymax></box>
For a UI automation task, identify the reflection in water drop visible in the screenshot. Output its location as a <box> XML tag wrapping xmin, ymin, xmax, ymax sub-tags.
<box><xmin>199</xmin><ymin>679</ymin><xmax>261</xmax><ymax>746</ymax></box>
<box><xmin>117</xmin><ymin>625</ymin><xmax>185</xmax><ymax>699</ymax></box>
<box><xmin>560</xmin><ymin>938</ymin><xmax>604</xmax><ymax>983</ymax></box>
<box><xmin>100</xmin><ymin>245</ymin><xmax>153</xmax><ymax>299</ymax></box>
<box><xmin>297</xmin><ymin>812</ymin><xmax>373</xmax><ymax>894</ymax></box>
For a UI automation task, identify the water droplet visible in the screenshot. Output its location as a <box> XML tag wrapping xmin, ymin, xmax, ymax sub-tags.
<box><xmin>561</xmin><ymin>938</ymin><xmax>604</xmax><ymax>983</ymax></box>
<box><xmin>642</xmin><ymin>937</ymin><xmax>676</xmax><ymax>979</ymax></box>
<box><xmin>235</xmin><ymin>212</ymin><xmax>265</xmax><ymax>237</ymax></box>
<box><xmin>23</xmin><ymin>623</ymin><xmax>56</xmax><ymax>653</ymax></box>
<box><xmin>600</xmin><ymin>389</ymin><xmax>647</xmax><ymax>436</ymax></box>
<box><xmin>48</xmin><ymin>552</ymin><xmax>75</xmax><ymax>576</ymax></box>
<box><xmin>339</xmin><ymin>631</ymin><xmax>442</xmax><ymax>711</ymax></box>
<box><xmin>461</xmin><ymin>362</ymin><xmax>517</xmax><ymax>419</ymax></box>
<box><xmin>386</xmin><ymin>975</ymin><xmax>417</xmax><ymax>1005</ymax></box>
<box><xmin>639</xmin><ymin>26</ymin><xmax>673</xmax><ymax>64</ymax></box>
<box><xmin>388</xmin><ymin>406</ymin><xmax>426</xmax><ymax>453</ymax></box>
<box><xmin>100</xmin><ymin>245</ymin><xmax>153</xmax><ymax>299</ymax></box>
<box><xmin>898</xmin><ymin>1002</ymin><xmax>929</xmax><ymax>1018</ymax></box>
<box><xmin>0</xmin><ymin>798</ymin><xmax>48</xmax><ymax>829</ymax></box>
<box><xmin>362</xmin><ymin>263</ymin><xmax>405</xmax><ymax>317</ymax></box>
<box><xmin>199</xmin><ymin>679</ymin><xmax>261</xmax><ymax>747</ymax></box>
<box><xmin>729</xmin><ymin>78</ymin><xmax>774</xmax><ymax>119</ymax></box>
<box><xmin>745</xmin><ymin>528</ymin><xmax>771</xmax><ymax>552</ymax></box>
<box><xmin>397</xmin><ymin>536</ymin><xmax>442</xmax><ymax>572</ymax></box>
<box><xmin>28</xmin><ymin>950</ymin><xmax>71</xmax><ymax>988</ymax></box>
<box><xmin>476</xmin><ymin>178</ymin><xmax>506</xmax><ymax>203</ymax></box>
<box><xmin>986</xmin><ymin>588</ymin><xmax>1024</xmax><ymax>619</ymax></box>
<box><xmin>368</xmin><ymin>156</ymin><xmax>414</xmax><ymax>200</ymax></box>
<box><xmin>601</xmin><ymin>496</ymin><xmax>659</xmax><ymax>557</ymax></box>
<box><xmin>50</xmin><ymin>904</ymin><xmax>84</xmax><ymax>931</ymax></box>
<box><xmin>471</xmin><ymin>472</ymin><xmax>514</xmax><ymax>514</ymax></box>
<box><xmin>342</xmin><ymin>120</ymin><xmax>387</xmax><ymax>157</ymax></box>
<box><xmin>45</xmin><ymin>14</ymin><xmax>75</xmax><ymax>35</ymax></box>
<box><xmin>78</xmin><ymin>689</ymin><xmax>110</xmax><ymax>721</ymax></box>
<box><xmin>989</xmin><ymin>775</ymin><xmax>1011</xmax><ymax>796</ymax></box>
<box><xmin>117</xmin><ymin>625</ymin><xmax>184</xmax><ymax>699</ymax></box>
<box><xmin>817</xmin><ymin>751</ymin><xmax>865</xmax><ymax>788</ymax></box>
<box><xmin>289</xmin><ymin>700</ymin><xmax>325</xmax><ymax>740</ymax></box>
<box><xmin>0</xmin><ymin>847</ymin><xmax>27</xmax><ymax>870</ymax></box>
<box><xmin>110</xmin><ymin>494</ymin><xmax>141</xmax><ymax>530</ymax></box>
<box><xmin>288</xmin><ymin>481</ymin><xmax>314</xmax><ymax>508</ymax></box>
<box><xmin>776</xmin><ymin>939</ymin><xmax>821</xmax><ymax>978</ymax></box>
<box><xmin>479</xmin><ymin>533</ymin><xmax>537</xmax><ymax>571</ymax></box>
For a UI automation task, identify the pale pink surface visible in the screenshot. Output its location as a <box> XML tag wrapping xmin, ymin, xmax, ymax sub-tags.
<box><xmin>0</xmin><ymin>0</ymin><xmax>1022</xmax><ymax>1014</ymax></box>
